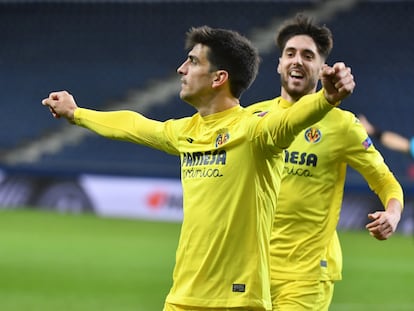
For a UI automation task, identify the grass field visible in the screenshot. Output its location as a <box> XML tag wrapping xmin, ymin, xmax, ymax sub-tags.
<box><xmin>0</xmin><ymin>209</ymin><xmax>413</xmax><ymax>311</ymax></box>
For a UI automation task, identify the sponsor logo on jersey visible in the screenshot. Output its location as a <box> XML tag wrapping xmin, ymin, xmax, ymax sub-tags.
<box><xmin>283</xmin><ymin>150</ymin><xmax>318</xmax><ymax>177</ymax></box>
<box><xmin>284</xmin><ymin>150</ymin><xmax>318</xmax><ymax>166</ymax></box>
<box><xmin>304</xmin><ymin>127</ymin><xmax>321</xmax><ymax>143</ymax></box>
<box><xmin>181</xmin><ymin>150</ymin><xmax>226</xmax><ymax>179</ymax></box>
<box><xmin>182</xmin><ymin>150</ymin><xmax>226</xmax><ymax>167</ymax></box>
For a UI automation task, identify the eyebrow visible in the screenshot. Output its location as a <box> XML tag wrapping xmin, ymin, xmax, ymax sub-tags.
<box><xmin>285</xmin><ymin>46</ymin><xmax>316</xmax><ymax>55</ymax></box>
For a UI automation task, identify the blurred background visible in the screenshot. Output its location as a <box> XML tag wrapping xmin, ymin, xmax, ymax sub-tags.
<box><xmin>0</xmin><ymin>0</ymin><xmax>413</xmax><ymax>232</ymax></box>
<box><xmin>0</xmin><ymin>1</ymin><xmax>413</xmax><ymax>310</ymax></box>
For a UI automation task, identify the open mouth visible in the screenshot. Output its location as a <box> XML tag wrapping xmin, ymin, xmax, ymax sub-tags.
<box><xmin>290</xmin><ymin>69</ymin><xmax>304</xmax><ymax>80</ymax></box>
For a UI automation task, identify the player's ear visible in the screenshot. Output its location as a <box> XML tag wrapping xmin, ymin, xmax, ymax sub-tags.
<box><xmin>212</xmin><ymin>70</ymin><xmax>228</xmax><ymax>88</ymax></box>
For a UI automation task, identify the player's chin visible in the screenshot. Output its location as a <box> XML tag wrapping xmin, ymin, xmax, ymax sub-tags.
<box><xmin>180</xmin><ymin>92</ymin><xmax>197</xmax><ymax>105</ymax></box>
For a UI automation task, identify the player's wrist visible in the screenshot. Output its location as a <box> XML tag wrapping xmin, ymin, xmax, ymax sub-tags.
<box><xmin>322</xmin><ymin>89</ymin><xmax>340</xmax><ymax>106</ymax></box>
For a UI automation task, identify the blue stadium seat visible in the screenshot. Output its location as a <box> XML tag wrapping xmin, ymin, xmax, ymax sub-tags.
<box><xmin>1</xmin><ymin>1</ymin><xmax>413</xmax><ymax>185</ymax></box>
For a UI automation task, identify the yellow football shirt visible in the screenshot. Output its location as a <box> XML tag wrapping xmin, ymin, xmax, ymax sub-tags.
<box><xmin>73</xmin><ymin>90</ymin><xmax>336</xmax><ymax>309</ymax></box>
<box><xmin>246</xmin><ymin>97</ymin><xmax>403</xmax><ymax>282</ymax></box>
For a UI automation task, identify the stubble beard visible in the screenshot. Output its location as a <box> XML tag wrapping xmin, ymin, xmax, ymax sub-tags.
<box><xmin>281</xmin><ymin>75</ymin><xmax>318</xmax><ymax>102</ymax></box>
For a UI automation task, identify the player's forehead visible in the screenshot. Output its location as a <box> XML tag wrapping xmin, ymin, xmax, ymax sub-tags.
<box><xmin>188</xmin><ymin>44</ymin><xmax>211</xmax><ymax>64</ymax></box>
<box><xmin>283</xmin><ymin>35</ymin><xmax>318</xmax><ymax>54</ymax></box>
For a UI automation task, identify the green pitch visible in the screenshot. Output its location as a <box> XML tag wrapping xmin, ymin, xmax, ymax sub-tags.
<box><xmin>0</xmin><ymin>209</ymin><xmax>179</xmax><ymax>311</ymax></box>
<box><xmin>332</xmin><ymin>230</ymin><xmax>414</xmax><ymax>311</ymax></box>
<box><xmin>0</xmin><ymin>209</ymin><xmax>412</xmax><ymax>311</ymax></box>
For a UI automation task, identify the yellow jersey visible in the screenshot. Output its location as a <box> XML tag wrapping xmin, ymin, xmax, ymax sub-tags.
<box><xmin>74</xmin><ymin>90</ymin><xmax>336</xmax><ymax>309</ymax></box>
<box><xmin>246</xmin><ymin>96</ymin><xmax>403</xmax><ymax>282</ymax></box>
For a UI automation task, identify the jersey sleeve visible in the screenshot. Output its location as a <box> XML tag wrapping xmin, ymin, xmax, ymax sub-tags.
<box><xmin>74</xmin><ymin>108</ymin><xmax>180</xmax><ymax>155</ymax></box>
<box><xmin>264</xmin><ymin>89</ymin><xmax>336</xmax><ymax>150</ymax></box>
<box><xmin>341</xmin><ymin>113</ymin><xmax>404</xmax><ymax>208</ymax></box>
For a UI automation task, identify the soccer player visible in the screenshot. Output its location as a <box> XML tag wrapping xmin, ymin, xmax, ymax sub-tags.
<box><xmin>359</xmin><ymin>114</ymin><xmax>414</xmax><ymax>159</ymax></box>
<box><xmin>246</xmin><ymin>14</ymin><xmax>403</xmax><ymax>311</ymax></box>
<box><xmin>42</xmin><ymin>26</ymin><xmax>355</xmax><ymax>311</ymax></box>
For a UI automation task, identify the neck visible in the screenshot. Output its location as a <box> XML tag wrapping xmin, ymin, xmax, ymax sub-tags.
<box><xmin>280</xmin><ymin>87</ymin><xmax>317</xmax><ymax>103</ymax></box>
<box><xmin>197</xmin><ymin>94</ymin><xmax>240</xmax><ymax>117</ymax></box>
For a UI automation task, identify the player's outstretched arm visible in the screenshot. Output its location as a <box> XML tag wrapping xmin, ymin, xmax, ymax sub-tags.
<box><xmin>320</xmin><ymin>62</ymin><xmax>355</xmax><ymax>104</ymax></box>
<box><xmin>42</xmin><ymin>91</ymin><xmax>78</xmax><ymax>123</ymax></box>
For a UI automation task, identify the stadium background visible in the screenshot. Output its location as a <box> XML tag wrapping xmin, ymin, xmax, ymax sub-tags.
<box><xmin>0</xmin><ymin>0</ymin><xmax>413</xmax><ymax>232</ymax></box>
<box><xmin>0</xmin><ymin>0</ymin><xmax>414</xmax><ymax>311</ymax></box>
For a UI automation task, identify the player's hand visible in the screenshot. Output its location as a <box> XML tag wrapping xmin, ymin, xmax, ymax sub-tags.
<box><xmin>42</xmin><ymin>91</ymin><xmax>78</xmax><ymax>123</ymax></box>
<box><xmin>365</xmin><ymin>202</ymin><xmax>401</xmax><ymax>240</ymax></box>
<box><xmin>320</xmin><ymin>62</ymin><xmax>355</xmax><ymax>105</ymax></box>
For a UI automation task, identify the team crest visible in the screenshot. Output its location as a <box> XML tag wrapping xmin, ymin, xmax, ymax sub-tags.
<box><xmin>215</xmin><ymin>130</ymin><xmax>230</xmax><ymax>148</ymax></box>
<box><xmin>304</xmin><ymin>127</ymin><xmax>322</xmax><ymax>143</ymax></box>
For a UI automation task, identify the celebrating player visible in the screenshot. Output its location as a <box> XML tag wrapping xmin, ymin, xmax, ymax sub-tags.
<box><xmin>246</xmin><ymin>14</ymin><xmax>403</xmax><ymax>311</ymax></box>
<box><xmin>43</xmin><ymin>25</ymin><xmax>354</xmax><ymax>311</ymax></box>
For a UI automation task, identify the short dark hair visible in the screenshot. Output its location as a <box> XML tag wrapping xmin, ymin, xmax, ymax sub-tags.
<box><xmin>276</xmin><ymin>13</ymin><xmax>333</xmax><ymax>60</ymax></box>
<box><xmin>185</xmin><ymin>25</ymin><xmax>260</xmax><ymax>99</ymax></box>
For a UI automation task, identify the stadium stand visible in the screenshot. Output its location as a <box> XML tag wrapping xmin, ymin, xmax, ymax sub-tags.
<box><xmin>328</xmin><ymin>1</ymin><xmax>414</xmax><ymax>186</ymax></box>
<box><xmin>1</xmin><ymin>0</ymin><xmax>414</xmax><ymax>188</ymax></box>
<box><xmin>0</xmin><ymin>0</ymin><xmax>317</xmax><ymax>177</ymax></box>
